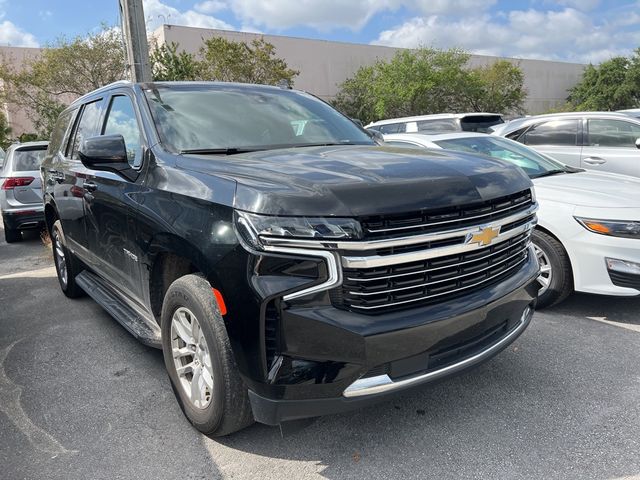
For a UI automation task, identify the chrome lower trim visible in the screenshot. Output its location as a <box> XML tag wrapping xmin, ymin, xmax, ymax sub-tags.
<box><xmin>342</xmin><ymin>220</ymin><xmax>535</xmax><ymax>269</ymax></box>
<box><xmin>343</xmin><ymin>305</ymin><xmax>535</xmax><ymax>398</ymax></box>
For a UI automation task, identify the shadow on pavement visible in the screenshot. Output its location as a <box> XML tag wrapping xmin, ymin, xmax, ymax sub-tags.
<box><xmin>544</xmin><ymin>291</ymin><xmax>640</xmax><ymax>325</ymax></box>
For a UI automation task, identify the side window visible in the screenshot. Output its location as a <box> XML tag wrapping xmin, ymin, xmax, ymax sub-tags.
<box><xmin>69</xmin><ymin>100</ymin><xmax>102</xmax><ymax>160</ymax></box>
<box><xmin>587</xmin><ymin>119</ymin><xmax>640</xmax><ymax>148</ymax></box>
<box><xmin>416</xmin><ymin>119</ymin><xmax>458</xmax><ymax>133</ymax></box>
<box><xmin>103</xmin><ymin>95</ymin><xmax>143</xmax><ymax>167</ymax></box>
<box><xmin>522</xmin><ymin>119</ymin><xmax>578</xmax><ymax>146</ymax></box>
<box><xmin>48</xmin><ymin>110</ymin><xmax>74</xmax><ymax>155</ymax></box>
<box><xmin>378</xmin><ymin>123</ymin><xmax>405</xmax><ymax>134</ymax></box>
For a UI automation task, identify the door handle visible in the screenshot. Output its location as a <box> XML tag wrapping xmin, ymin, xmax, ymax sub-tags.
<box><xmin>583</xmin><ymin>157</ymin><xmax>606</xmax><ymax>165</ymax></box>
<box><xmin>84</xmin><ymin>181</ymin><xmax>98</xmax><ymax>192</ymax></box>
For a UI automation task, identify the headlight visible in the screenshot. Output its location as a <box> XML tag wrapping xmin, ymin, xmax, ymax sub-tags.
<box><xmin>235</xmin><ymin>211</ymin><xmax>363</xmax><ymax>249</ymax></box>
<box><xmin>575</xmin><ymin>217</ymin><xmax>640</xmax><ymax>239</ymax></box>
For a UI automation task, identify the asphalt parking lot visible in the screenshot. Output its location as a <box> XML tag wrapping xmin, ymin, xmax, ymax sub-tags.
<box><xmin>1</xmin><ymin>225</ymin><xmax>639</xmax><ymax>480</ymax></box>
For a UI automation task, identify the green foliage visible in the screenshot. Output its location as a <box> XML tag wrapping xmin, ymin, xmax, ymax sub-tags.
<box><xmin>0</xmin><ymin>26</ymin><xmax>125</xmax><ymax>138</ymax></box>
<box><xmin>150</xmin><ymin>42</ymin><xmax>201</xmax><ymax>81</ymax></box>
<box><xmin>333</xmin><ymin>47</ymin><xmax>527</xmax><ymax>124</ymax></box>
<box><xmin>568</xmin><ymin>50</ymin><xmax>640</xmax><ymax>110</ymax></box>
<box><xmin>0</xmin><ymin>111</ymin><xmax>12</xmax><ymax>149</ymax></box>
<box><xmin>199</xmin><ymin>37</ymin><xmax>299</xmax><ymax>85</ymax></box>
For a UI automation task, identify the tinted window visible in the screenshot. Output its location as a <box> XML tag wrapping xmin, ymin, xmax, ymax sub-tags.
<box><xmin>69</xmin><ymin>100</ymin><xmax>102</xmax><ymax>159</ymax></box>
<box><xmin>587</xmin><ymin>119</ymin><xmax>640</xmax><ymax>148</ymax></box>
<box><xmin>375</xmin><ymin>123</ymin><xmax>406</xmax><ymax>134</ymax></box>
<box><xmin>522</xmin><ymin>119</ymin><xmax>578</xmax><ymax>146</ymax></box>
<box><xmin>460</xmin><ymin>115</ymin><xmax>504</xmax><ymax>133</ymax></box>
<box><xmin>103</xmin><ymin>95</ymin><xmax>142</xmax><ymax>167</ymax></box>
<box><xmin>416</xmin><ymin>119</ymin><xmax>458</xmax><ymax>133</ymax></box>
<box><xmin>144</xmin><ymin>86</ymin><xmax>373</xmax><ymax>152</ymax></box>
<box><xmin>13</xmin><ymin>148</ymin><xmax>47</xmax><ymax>171</ymax></box>
<box><xmin>48</xmin><ymin>109</ymin><xmax>75</xmax><ymax>155</ymax></box>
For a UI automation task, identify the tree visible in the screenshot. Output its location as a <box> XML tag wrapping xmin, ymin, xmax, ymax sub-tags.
<box><xmin>0</xmin><ymin>26</ymin><xmax>125</xmax><ymax>138</ymax></box>
<box><xmin>568</xmin><ymin>50</ymin><xmax>640</xmax><ymax>110</ymax></box>
<box><xmin>198</xmin><ymin>37</ymin><xmax>299</xmax><ymax>85</ymax></box>
<box><xmin>0</xmin><ymin>111</ymin><xmax>12</xmax><ymax>149</ymax></box>
<box><xmin>150</xmin><ymin>41</ymin><xmax>201</xmax><ymax>81</ymax></box>
<box><xmin>333</xmin><ymin>47</ymin><xmax>527</xmax><ymax>124</ymax></box>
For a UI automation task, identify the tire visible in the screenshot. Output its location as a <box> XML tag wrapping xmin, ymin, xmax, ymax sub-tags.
<box><xmin>3</xmin><ymin>224</ymin><xmax>21</xmax><ymax>243</ymax></box>
<box><xmin>161</xmin><ymin>274</ymin><xmax>254</xmax><ymax>436</ymax></box>
<box><xmin>532</xmin><ymin>229</ymin><xmax>573</xmax><ymax>309</ymax></box>
<box><xmin>51</xmin><ymin>220</ymin><xmax>85</xmax><ymax>298</ymax></box>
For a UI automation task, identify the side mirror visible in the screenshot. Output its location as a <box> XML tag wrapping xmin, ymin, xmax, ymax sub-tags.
<box><xmin>79</xmin><ymin>135</ymin><xmax>135</xmax><ymax>179</ymax></box>
<box><xmin>636</xmin><ymin>138</ymin><xmax>640</xmax><ymax>149</ymax></box>
<box><xmin>366</xmin><ymin>128</ymin><xmax>385</xmax><ymax>144</ymax></box>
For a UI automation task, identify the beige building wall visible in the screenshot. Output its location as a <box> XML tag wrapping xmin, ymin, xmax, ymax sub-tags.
<box><xmin>0</xmin><ymin>46</ymin><xmax>44</xmax><ymax>137</ymax></box>
<box><xmin>156</xmin><ymin>25</ymin><xmax>586</xmax><ymax>115</ymax></box>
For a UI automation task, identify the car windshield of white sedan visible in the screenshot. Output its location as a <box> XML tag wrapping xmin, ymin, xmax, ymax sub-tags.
<box><xmin>144</xmin><ymin>85</ymin><xmax>374</xmax><ymax>153</ymax></box>
<box><xmin>434</xmin><ymin>136</ymin><xmax>566</xmax><ymax>178</ymax></box>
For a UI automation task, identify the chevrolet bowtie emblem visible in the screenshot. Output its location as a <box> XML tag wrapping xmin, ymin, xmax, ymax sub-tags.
<box><xmin>470</xmin><ymin>226</ymin><xmax>500</xmax><ymax>246</ymax></box>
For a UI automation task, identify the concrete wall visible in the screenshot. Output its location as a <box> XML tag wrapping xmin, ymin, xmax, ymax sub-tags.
<box><xmin>157</xmin><ymin>25</ymin><xmax>586</xmax><ymax>115</ymax></box>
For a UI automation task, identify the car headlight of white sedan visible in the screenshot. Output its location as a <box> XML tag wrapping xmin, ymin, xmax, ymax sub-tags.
<box><xmin>574</xmin><ymin>217</ymin><xmax>640</xmax><ymax>239</ymax></box>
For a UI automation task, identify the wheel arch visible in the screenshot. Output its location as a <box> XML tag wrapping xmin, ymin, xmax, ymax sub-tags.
<box><xmin>533</xmin><ymin>224</ymin><xmax>576</xmax><ymax>285</ymax></box>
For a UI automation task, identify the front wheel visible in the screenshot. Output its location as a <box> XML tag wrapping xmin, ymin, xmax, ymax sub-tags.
<box><xmin>161</xmin><ymin>274</ymin><xmax>253</xmax><ymax>436</ymax></box>
<box><xmin>532</xmin><ymin>230</ymin><xmax>573</xmax><ymax>308</ymax></box>
<box><xmin>51</xmin><ymin>220</ymin><xmax>84</xmax><ymax>298</ymax></box>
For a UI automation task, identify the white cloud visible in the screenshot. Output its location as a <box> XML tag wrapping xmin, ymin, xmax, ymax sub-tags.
<box><xmin>194</xmin><ymin>1</ymin><xmax>227</xmax><ymax>14</ymax></box>
<box><xmin>0</xmin><ymin>20</ymin><xmax>39</xmax><ymax>47</ymax></box>
<box><xmin>374</xmin><ymin>6</ymin><xmax>640</xmax><ymax>63</ymax></box>
<box><xmin>143</xmin><ymin>0</ymin><xmax>233</xmax><ymax>32</ymax></box>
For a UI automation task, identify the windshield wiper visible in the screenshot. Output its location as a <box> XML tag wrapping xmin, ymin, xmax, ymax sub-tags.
<box><xmin>531</xmin><ymin>169</ymin><xmax>569</xmax><ymax>179</ymax></box>
<box><xmin>290</xmin><ymin>142</ymin><xmax>370</xmax><ymax>148</ymax></box>
<box><xmin>179</xmin><ymin>147</ymin><xmax>262</xmax><ymax>155</ymax></box>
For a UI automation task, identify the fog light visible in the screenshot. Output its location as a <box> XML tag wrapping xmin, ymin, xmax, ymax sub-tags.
<box><xmin>606</xmin><ymin>257</ymin><xmax>640</xmax><ymax>275</ymax></box>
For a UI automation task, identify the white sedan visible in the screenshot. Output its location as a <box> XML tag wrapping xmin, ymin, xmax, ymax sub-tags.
<box><xmin>384</xmin><ymin>132</ymin><xmax>640</xmax><ymax>308</ymax></box>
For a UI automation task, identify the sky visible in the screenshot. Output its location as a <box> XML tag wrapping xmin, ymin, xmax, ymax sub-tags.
<box><xmin>0</xmin><ymin>0</ymin><xmax>639</xmax><ymax>64</ymax></box>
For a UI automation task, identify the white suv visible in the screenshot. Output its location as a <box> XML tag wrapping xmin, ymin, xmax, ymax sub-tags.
<box><xmin>366</xmin><ymin>113</ymin><xmax>504</xmax><ymax>135</ymax></box>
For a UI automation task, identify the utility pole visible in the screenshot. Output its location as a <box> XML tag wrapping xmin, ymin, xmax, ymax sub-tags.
<box><xmin>119</xmin><ymin>0</ymin><xmax>152</xmax><ymax>82</ymax></box>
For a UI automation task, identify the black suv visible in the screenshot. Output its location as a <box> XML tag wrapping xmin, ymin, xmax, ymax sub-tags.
<box><xmin>42</xmin><ymin>81</ymin><xmax>539</xmax><ymax>436</ymax></box>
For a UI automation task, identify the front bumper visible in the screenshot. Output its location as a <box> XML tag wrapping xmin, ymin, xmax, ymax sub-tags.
<box><xmin>2</xmin><ymin>209</ymin><xmax>45</xmax><ymax>231</ymax></box>
<box><xmin>247</xmin><ymin>254</ymin><xmax>539</xmax><ymax>425</ymax></box>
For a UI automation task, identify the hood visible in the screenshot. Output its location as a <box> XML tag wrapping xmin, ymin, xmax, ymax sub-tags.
<box><xmin>176</xmin><ymin>145</ymin><xmax>532</xmax><ymax>216</ymax></box>
<box><xmin>533</xmin><ymin>170</ymin><xmax>640</xmax><ymax>208</ymax></box>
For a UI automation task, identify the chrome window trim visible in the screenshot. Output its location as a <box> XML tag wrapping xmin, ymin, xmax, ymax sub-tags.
<box><xmin>343</xmin><ymin>305</ymin><xmax>534</xmax><ymax>397</ymax></box>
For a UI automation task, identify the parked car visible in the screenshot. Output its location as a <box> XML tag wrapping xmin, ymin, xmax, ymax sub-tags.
<box><xmin>0</xmin><ymin>146</ymin><xmax>5</xmax><ymax>168</ymax></box>
<box><xmin>491</xmin><ymin>112</ymin><xmax>640</xmax><ymax>178</ymax></box>
<box><xmin>617</xmin><ymin>108</ymin><xmax>640</xmax><ymax>120</ymax></box>
<box><xmin>385</xmin><ymin>132</ymin><xmax>640</xmax><ymax>307</ymax></box>
<box><xmin>42</xmin><ymin>81</ymin><xmax>539</xmax><ymax>436</ymax></box>
<box><xmin>0</xmin><ymin>141</ymin><xmax>48</xmax><ymax>243</ymax></box>
<box><xmin>366</xmin><ymin>113</ymin><xmax>504</xmax><ymax>135</ymax></box>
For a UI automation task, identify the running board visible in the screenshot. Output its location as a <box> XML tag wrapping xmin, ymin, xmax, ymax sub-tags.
<box><xmin>76</xmin><ymin>270</ymin><xmax>162</xmax><ymax>348</ymax></box>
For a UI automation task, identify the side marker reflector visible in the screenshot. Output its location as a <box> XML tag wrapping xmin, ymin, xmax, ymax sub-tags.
<box><xmin>212</xmin><ymin>288</ymin><xmax>227</xmax><ymax>316</ymax></box>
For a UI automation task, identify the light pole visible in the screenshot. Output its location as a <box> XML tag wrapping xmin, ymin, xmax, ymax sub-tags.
<box><xmin>119</xmin><ymin>0</ymin><xmax>152</xmax><ymax>82</ymax></box>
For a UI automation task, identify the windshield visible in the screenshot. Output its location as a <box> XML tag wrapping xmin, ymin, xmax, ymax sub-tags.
<box><xmin>144</xmin><ymin>85</ymin><xmax>374</xmax><ymax>153</ymax></box>
<box><xmin>433</xmin><ymin>135</ymin><xmax>567</xmax><ymax>178</ymax></box>
<box><xmin>12</xmin><ymin>147</ymin><xmax>47</xmax><ymax>171</ymax></box>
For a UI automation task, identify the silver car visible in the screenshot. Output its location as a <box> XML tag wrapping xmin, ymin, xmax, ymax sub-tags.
<box><xmin>491</xmin><ymin>112</ymin><xmax>640</xmax><ymax>178</ymax></box>
<box><xmin>0</xmin><ymin>141</ymin><xmax>48</xmax><ymax>243</ymax></box>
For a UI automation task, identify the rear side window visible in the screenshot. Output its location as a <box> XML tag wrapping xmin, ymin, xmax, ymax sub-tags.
<box><xmin>416</xmin><ymin>119</ymin><xmax>458</xmax><ymax>133</ymax></box>
<box><xmin>69</xmin><ymin>100</ymin><xmax>102</xmax><ymax>159</ymax></box>
<box><xmin>13</xmin><ymin>148</ymin><xmax>47</xmax><ymax>171</ymax></box>
<box><xmin>377</xmin><ymin>123</ymin><xmax>406</xmax><ymax>134</ymax></box>
<box><xmin>587</xmin><ymin>119</ymin><xmax>640</xmax><ymax>148</ymax></box>
<box><xmin>522</xmin><ymin>119</ymin><xmax>578</xmax><ymax>146</ymax></box>
<box><xmin>48</xmin><ymin>109</ymin><xmax>75</xmax><ymax>155</ymax></box>
<box><xmin>460</xmin><ymin>115</ymin><xmax>504</xmax><ymax>133</ymax></box>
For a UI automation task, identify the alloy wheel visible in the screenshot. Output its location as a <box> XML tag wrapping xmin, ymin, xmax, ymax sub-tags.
<box><xmin>170</xmin><ymin>307</ymin><xmax>214</xmax><ymax>409</ymax></box>
<box><xmin>53</xmin><ymin>230</ymin><xmax>67</xmax><ymax>287</ymax></box>
<box><xmin>533</xmin><ymin>242</ymin><xmax>552</xmax><ymax>295</ymax></box>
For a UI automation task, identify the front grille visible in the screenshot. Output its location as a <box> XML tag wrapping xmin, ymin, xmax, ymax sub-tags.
<box><xmin>333</xmin><ymin>231</ymin><xmax>532</xmax><ymax>314</ymax></box>
<box><xmin>264</xmin><ymin>302</ymin><xmax>279</xmax><ymax>370</ymax></box>
<box><xmin>361</xmin><ymin>190</ymin><xmax>533</xmax><ymax>239</ymax></box>
<box><xmin>609</xmin><ymin>271</ymin><xmax>640</xmax><ymax>290</ymax></box>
